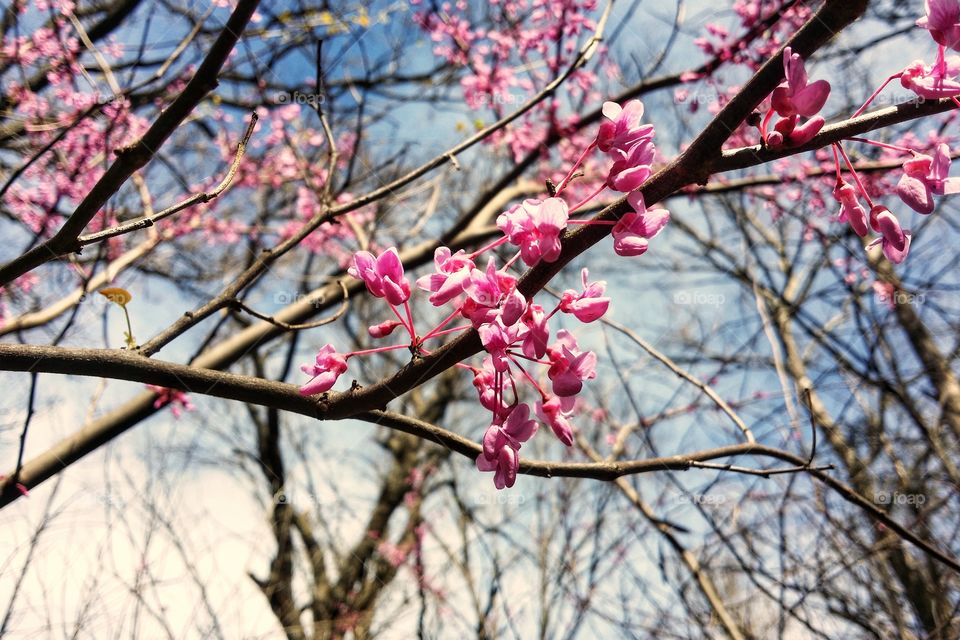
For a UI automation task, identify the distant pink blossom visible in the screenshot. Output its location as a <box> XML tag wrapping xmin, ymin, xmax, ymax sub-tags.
<box><xmin>146</xmin><ymin>385</ymin><xmax>195</xmax><ymax>418</ymax></box>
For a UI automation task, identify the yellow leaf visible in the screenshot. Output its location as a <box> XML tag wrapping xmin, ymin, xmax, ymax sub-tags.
<box><xmin>99</xmin><ymin>287</ymin><xmax>132</xmax><ymax>306</ymax></box>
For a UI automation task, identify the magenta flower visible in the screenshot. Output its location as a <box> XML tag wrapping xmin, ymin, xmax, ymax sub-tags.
<box><xmin>771</xmin><ymin>47</ymin><xmax>830</xmax><ymax>118</ymax></box>
<box><xmin>900</xmin><ymin>57</ymin><xmax>960</xmax><ymax>98</ymax></box>
<box><xmin>472</xmin><ymin>358</ymin><xmax>510</xmax><ymax>419</ymax></box>
<box><xmin>606</xmin><ymin>138</ymin><xmax>656</xmax><ymax>192</ymax></box>
<box><xmin>611</xmin><ymin>192</ymin><xmax>670</xmax><ymax>257</ymax></box>
<box><xmin>520</xmin><ymin>303</ymin><xmax>550</xmax><ymax>360</ymax></box>
<box><xmin>546</xmin><ymin>330</ymin><xmax>597</xmax><ymax>398</ymax></box>
<box><xmin>497</xmin><ymin>197</ymin><xmax>568</xmax><ymax>267</ymax></box>
<box><xmin>476</xmin><ymin>442</ymin><xmax>520</xmax><ymax>490</ymax></box>
<box><xmin>415</xmin><ymin>246</ymin><xmax>475</xmax><ymax>306</ymax></box>
<box><xmin>299</xmin><ymin>344</ymin><xmax>349</xmax><ymax>395</ymax></box>
<box><xmin>462</xmin><ymin>257</ymin><xmax>519</xmax><ymax>326</ymax></box>
<box><xmin>560</xmin><ymin>268</ymin><xmax>610</xmax><ymax>323</ymax></box>
<box><xmin>478</xmin><ymin>317</ymin><xmax>521</xmax><ymax>372</ymax></box>
<box><xmin>918</xmin><ymin>0</ymin><xmax>960</xmax><ymax>50</ymax></box>
<box><xmin>896</xmin><ymin>144</ymin><xmax>960</xmax><ymax>214</ymax></box>
<box><xmin>596</xmin><ymin>100</ymin><xmax>655</xmax><ymax>153</ymax></box>
<box><xmin>481</xmin><ymin>403</ymin><xmax>539</xmax><ymax>461</ymax></box>
<box><xmin>146</xmin><ymin>385</ymin><xmax>195</xmax><ymax>419</ymax></box>
<box><xmin>349</xmin><ymin>248</ymin><xmax>411</xmax><ymax>306</ymax></box>
<box><xmin>766</xmin><ymin>114</ymin><xmax>825</xmax><ymax>148</ymax></box>
<box><xmin>868</xmin><ymin>206</ymin><xmax>912</xmax><ymax>264</ymax></box>
<box><xmin>833</xmin><ymin>182</ymin><xmax>869</xmax><ymax>237</ymax></box>
<box><xmin>535</xmin><ymin>395</ymin><xmax>574</xmax><ymax>446</ymax></box>
<box><xmin>368</xmin><ymin>319</ymin><xmax>403</xmax><ymax>338</ymax></box>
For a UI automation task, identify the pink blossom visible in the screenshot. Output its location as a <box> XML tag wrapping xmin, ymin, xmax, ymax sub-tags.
<box><xmin>766</xmin><ymin>114</ymin><xmax>825</xmax><ymax>148</ymax></box>
<box><xmin>475</xmin><ymin>442</ymin><xmax>519</xmax><ymax>489</ymax></box>
<box><xmin>349</xmin><ymin>248</ymin><xmax>411</xmax><ymax>306</ymax></box>
<box><xmin>478</xmin><ymin>317</ymin><xmax>521</xmax><ymax>372</ymax></box>
<box><xmin>299</xmin><ymin>344</ymin><xmax>349</xmax><ymax>395</ymax></box>
<box><xmin>146</xmin><ymin>385</ymin><xmax>195</xmax><ymax>418</ymax></box>
<box><xmin>472</xmin><ymin>359</ymin><xmax>510</xmax><ymax>419</ymax></box>
<box><xmin>535</xmin><ymin>395</ymin><xmax>574</xmax><ymax>446</ymax></box>
<box><xmin>896</xmin><ymin>144</ymin><xmax>960</xmax><ymax>214</ymax></box>
<box><xmin>900</xmin><ymin>57</ymin><xmax>960</xmax><ymax>98</ymax></box>
<box><xmin>415</xmin><ymin>247</ymin><xmax>475</xmax><ymax>306</ymax></box>
<box><xmin>476</xmin><ymin>404</ymin><xmax>540</xmax><ymax>489</ymax></box>
<box><xmin>497</xmin><ymin>197</ymin><xmax>568</xmax><ymax>267</ymax></box>
<box><xmin>771</xmin><ymin>47</ymin><xmax>830</xmax><ymax>118</ymax></box>
<box><xmin>521</xmin><ymin>303</ymin><xmax>550</xmax><ymax>360</ymax></box>
<box><xmin>606</xmin><ymin>138</ymin><xmax>656</xmax><ymax>192</ymax></box>
<box><xmin>462</xmin><ymin>258</ymin><xmax>518</xmax><ymax>326</ymax></box>
<box><xmin>368</xmin><ymin>319</ymin><xmax>404</xmax><ymax>338</ymax></box>
<box><xmin>611</xmin><ymin>192</ymin><xmax>670</xmax><ymax>257</ymax></box>
<box><xmin>918</xmin><ymin>0</ymin><xmax>960</xmax><ymax>50</ymax></box>
<box><xmin>868</xmin><ymin>206</ymin><xmax>912</xmax><ymax>264</ymax></box>
<box><xmin>546</xmin><ymin>330</ymin><xmax>597</xmax><ymax>398</ymax></box>
<box><xmin>481</xmin><ymin>403</ymin><xmax>539</xmax><ymax>460</ymax></box>
<box><xmin>596</xmin><ymin>100</ymin><xmax>654</xmax><ymax>152</ymax></box>
<box><xmin>833</xmin><ymin>182</ymin><xmax>869</xmax><ymax>237</ymax></box>
<box><xmin>559</xmin><ymin>268</ymin><xmax>610</xmax><ymax>323</ymax></box>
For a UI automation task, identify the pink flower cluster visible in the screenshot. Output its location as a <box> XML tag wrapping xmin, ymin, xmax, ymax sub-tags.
<box><xmin>299</xmin><ymin>100</ymin><xmax>670</xmax><ymax>489</ymax></box>
<box><xmin>761</xmin><ymin>47</ymin><xmax>830</xmax><ymax>149</ymax></box>
<box><xmin>146</xmin><ymin>385</ymin><xmax>195</xmax><ymax>419</ymax></box>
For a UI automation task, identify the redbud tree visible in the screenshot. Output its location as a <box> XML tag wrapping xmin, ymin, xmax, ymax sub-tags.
<box><xmin>1</xmin><ymin>0</ymin><xmax>960</xmax><ymax>637</ymax></box>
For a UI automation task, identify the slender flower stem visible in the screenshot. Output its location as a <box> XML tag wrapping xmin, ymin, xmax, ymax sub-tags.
<box><xmin>831</xmin><ymin>143</ymin><xmax>843</xmax><ymax>183</ymax></box>
<box><xmin>389</xmin><ymin>303</ymin><xmax>412</xmax><ymax>337</ymax></box>
<box><xmin>507</xmin><ymin>350</ymin><xmax>552</xmax><ymax>366</ymax></box>
<box><xmin>760</xmin><ymin>108</ymin><xmax>775</xmax><ymax>140</ymax></box>
<box><xmin>347</xmin><ymin>343</ymin><xmax>410</xmax><ymax>358</ymax></box>
<box><xmin>504</xmin><ymin>250</ymin><xmax>522</xmax><ymax>270</ymax></box>
<box><xmin>421</xmin><ymin>307</ymin><xmax>463</xmax><ymax>342</ymax></box>
<box><xmin>403</xmin><ymin>300</ymin><xmax>416</xmax><ymax>340</ymax></box>
<box><xmin>847</xmin><ymin>136</ymin><xmax>912</xmax><ymax>154</ymax></box>
<box><xmin>121</xmin><ymin>305</ymin><xmax>136</xmax><ymax>348</ymax></box>
<box><xmin>421</xmin><ymin>325</ymin><xmax>470</xmax><ymax>340</ymax></box>
<box><xmin>555</xmin><ymin>141</ymin><xmax>597</xmax><ymax>195</ymax></box>
<box><xmin>508</xmin><ymin>356</ymin><xmax>547</xmax><ymax>399</ymax></box>
<box><xmin>836</xmin><ymin>142</ymin><xmax>874</xmax><ymax>208</ymax></box>
<box><xmin>567</xmin><ymin>182</ymin><xmax>609</xmax><ymax>213</ymax></box>
<box><xmin>469</xmin><ymin>236</ymin><xmax>509</xmax><ymax>259</ymax></box>
<box><xmin>851</xmin><ymin>74</ymin><xmax>900</xmax><ymax>119</ymax></box>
